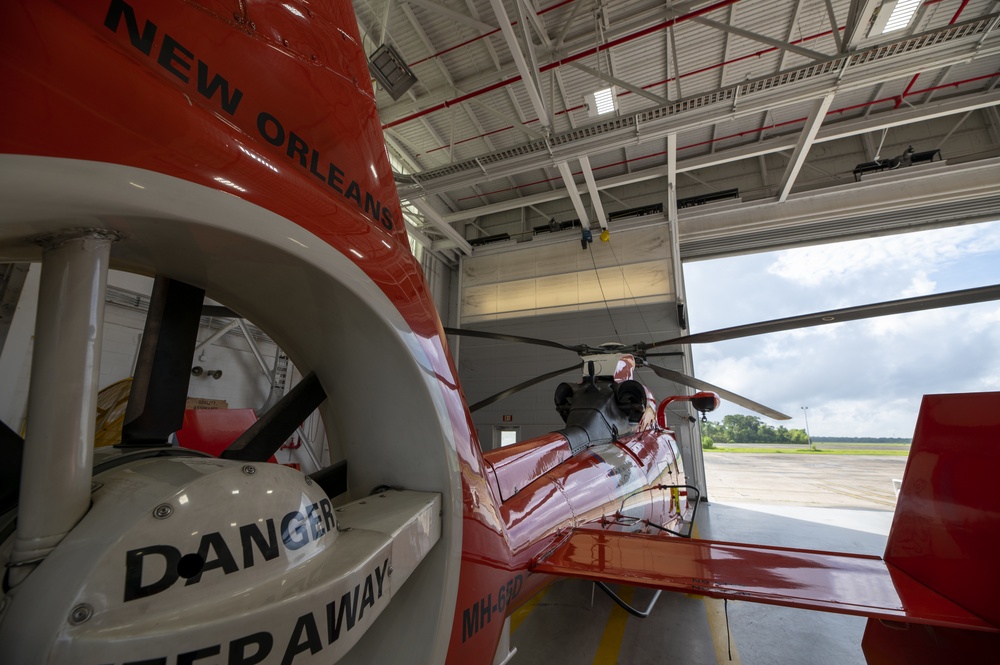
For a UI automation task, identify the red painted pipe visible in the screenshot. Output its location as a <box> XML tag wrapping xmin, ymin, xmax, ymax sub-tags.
<box><xmin>897</xmin><ymin>0</ymin><xmax>970</xmax><ymax>107</ymax></box>
<box><xmin>454</xmin><ymin>70</ymin><xmax>1000</xmax><ymax>202</ymax></box>
<box><xmin>421</xmin><ymin>28</ymin><xmax>837</xmax><ymax>156</ymax></box>
<box><xmin>383</xmin><ymin>0</ymin><xmax>743</xmax><ymax>130</ymax></box>
<box><xmin>408</xmin><ymin>0</ymin><xmax>579</xmax><ymax>68</ymax></box>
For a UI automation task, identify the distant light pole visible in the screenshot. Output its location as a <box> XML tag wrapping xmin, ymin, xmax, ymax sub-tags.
<box><xmin>801</xmin><ymin>406</ymin><xmax>814</xmax><ymax>451</ymax></box>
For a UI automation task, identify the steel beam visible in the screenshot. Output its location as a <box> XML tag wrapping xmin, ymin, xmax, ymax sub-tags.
<box><xmin>691</xmin><ymin>16</ymin><xmax>828</xmax><ymax>61</ymax></box>
<box><xmin>411</xmin><ymin>197</ymin><xmax>475</xmax><ymax>254</ymax></box>
<box><xmin>409</xmin><ymin>57</ymin><xmax>1000</xmax><ymax>203</ymax></box>
<box><xmin>517</xmin><ymin>0</ymin><xmax>551</xmax><ymax>50</ymax></box>
<box><xmin>579</xmin><ymin>155</ymin><xmax>607</xmax><ymax>230</ymax></box>
<box><xmin>487</xmin><ymin>0</ymin><xmax>550</xmax><ymax>129</ymax></box>
<box><xmin>556</xmin><ymin>160</ymin><xmax>591</xmax><ymax>228</ymax></box>
<box><xmin>404</xmin><ymin>0</ymin><xmax>495</xmax><ymax>33</ymax></box>
<box><xmin>432</xmin><ymin>89</ymin><xmax>1000</xmax><ymax>221</ymax></box>
<box><xmin>778</xmin><ymin>93</ymin><xmax>835</xmax><ymax>202</ymax></box>
<box><xmin>467</xmin><ymin>97</ymin><xmax>545</xmax><ymax>140</ymax></box>
<box><xmin>568</xmin><ymin>61</ymin><xmax>669</xmax><ymax>106</ymax></box>
<box><xmin>680</xmin><ymin>158</ymin><xmax>1000</xmax><ymax>248</ymax></box>
<box><xmin>823</xmin><ymin>0</ymin><xmax>844</xmax><ymax>52</ymax></box>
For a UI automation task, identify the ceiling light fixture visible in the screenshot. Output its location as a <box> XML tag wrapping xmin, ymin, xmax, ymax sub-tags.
<box><xmin>585</xmin><ymin>87</ymin><xmax>617</xmax><ymax>117</ymax></box>
<box><xmin>368</xmin><ymin>43</ymin><xmax>418</xmax><ymax>101</ymax></box>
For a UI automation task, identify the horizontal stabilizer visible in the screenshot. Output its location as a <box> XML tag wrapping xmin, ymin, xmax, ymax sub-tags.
<box><xmin>532</xmin><ymin>529</ymin><xmax>997</xmax><ymax>632</ymax></box>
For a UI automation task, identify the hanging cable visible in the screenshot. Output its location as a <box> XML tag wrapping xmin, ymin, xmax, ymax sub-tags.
<box><xmin>725</xmin><ymin>598</ymin><xmax>733</xmax><ymax>661</ymax></box>
<box><xmin>594</xmin><ymin>581</ymin><xmax>662</xmax><ymax>618</ymax></box>
<box><xmin>588</xmin><ymin>244</ymin><xmax>622</xmax><ymax>343</ymax></box>
<box><xmin>606</xmin><ymin>241</ymin><xmax>658</xmax><ymax>345</ymax></box>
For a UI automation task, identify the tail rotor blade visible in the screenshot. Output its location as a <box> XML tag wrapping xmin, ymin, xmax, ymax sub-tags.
<box><xmin>221</xmin><ymin>372</ymin><xmax>326</xmax><ymax>462</ymax></box>
<box><xmin>121</xmin><ymin>277</ymin><xmax>205</xmax><ymax>446</ymax></box>
<box><xmin>643</xmin><ymin>364</ymin><xmax>790</xmax><ymax>420</ymax></box>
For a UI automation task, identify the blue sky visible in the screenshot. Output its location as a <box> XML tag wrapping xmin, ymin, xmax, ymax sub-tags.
<box><xmin>683</xmin><ymin>220</ymin><xmax>1000</xmax><ymax>438</ymax></box>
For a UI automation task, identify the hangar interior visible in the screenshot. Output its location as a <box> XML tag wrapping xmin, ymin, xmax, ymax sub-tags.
<box><xmin>361</xmin><ymin>1</ymin><xmax>999</xmax><ymax>661</ymax></box>
<box><xmin>361</xmin><ymin>0</ymin><xmax>1000</xmax><ymax>498</ymax></box>
<box><xmin>1</xmin><ymin>0</ymin><xmax>998</xmax><ymax>663</ymax></box>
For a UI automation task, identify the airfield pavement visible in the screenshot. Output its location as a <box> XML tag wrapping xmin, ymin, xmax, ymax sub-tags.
<box><xmin>702</xmin><ymin>451</ymin><xmax>907</xmax><ymax>509</ymax></box>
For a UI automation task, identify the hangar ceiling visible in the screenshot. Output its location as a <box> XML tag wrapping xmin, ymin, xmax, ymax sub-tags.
<box><xmin>353</xmin><ymin>0</ymin><xmax>1000</xmax><ymax>262</ymax></box>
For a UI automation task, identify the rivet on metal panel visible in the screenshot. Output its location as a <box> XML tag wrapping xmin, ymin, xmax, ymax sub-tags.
<box><xmin>153</xmin><ymin>503</ymin><xmax>172</xmax><ymax>519</ymax></box>
<box><xmin>242</xmin><ymin>465</ymin><xmax>256</xmax><ymax>475</ymax></box>
<box><xmin>69</xmin><ymin>604</ymin><xmax>93</xmax><ymax>625</ymax></box>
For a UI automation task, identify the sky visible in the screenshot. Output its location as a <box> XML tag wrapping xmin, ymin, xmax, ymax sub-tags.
<box><xmin>683</xmin><ymin>220</ymin><xmax>1000</xmax><ymax>438</ymax></box>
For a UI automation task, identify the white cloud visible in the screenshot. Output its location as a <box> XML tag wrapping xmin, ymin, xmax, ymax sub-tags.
<box><xmin>901</xmin><ymin>271</ymin><xmax>935</xmax><ymax>297</ymax></box>
<box><xmin>685</xmin><ymin>220</ymin><xmax>1000</xmax><ymax>437</ymax></box>
<box><xmin>766</xmin><ymin>224</ymin><xmax>1000</xmax><ymax>291</ymax></box>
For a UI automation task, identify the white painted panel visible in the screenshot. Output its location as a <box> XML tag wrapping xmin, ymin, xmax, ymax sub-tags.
<box><xmin>460</xmin><ymin>225</ymin><xmax>674</xmax><ymax>324</ymax></box>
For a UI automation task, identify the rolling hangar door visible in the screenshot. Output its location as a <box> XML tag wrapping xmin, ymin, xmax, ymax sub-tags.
<box><xmin>452</xmin><ymin>219</ymin><xmax>708</xmax><ymax>494</ymax></box>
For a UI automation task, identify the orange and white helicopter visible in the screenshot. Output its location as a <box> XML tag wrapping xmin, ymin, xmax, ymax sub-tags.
<box><xmin>1</xmin><ymin>2</ymin><xmax>998</xmax><ymax>664</ymax></box>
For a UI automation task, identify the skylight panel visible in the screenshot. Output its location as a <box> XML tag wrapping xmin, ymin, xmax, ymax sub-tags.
<box><xmin>882</xmin><ymin>0</ymin><xmax>920</xmax><ymax>34</ymax></box>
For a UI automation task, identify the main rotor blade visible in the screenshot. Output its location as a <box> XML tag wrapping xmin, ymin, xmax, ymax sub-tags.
<box><xmin>470</xmin><ymin>362</ymin><xmax>582</xmax><ymax>412</ymax></box>
<box><xmin>444</xmin><ymin>327</ymin><xmax>583</xmax><ymax>353</ymax></box>
<box><xmin>645</xmin><ymin>284</ymin><xmax>1000</xmax><ymax>349</ymax></box>
<box><xmin>643</xmin><ymin>364</ymin><xmax>791</xmax><ymax>420</ymax></box>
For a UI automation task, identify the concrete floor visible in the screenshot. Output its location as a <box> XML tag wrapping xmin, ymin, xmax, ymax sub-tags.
<box><xmin>508</xmin><ymin>452</ymin><xmax>903</xmax><ymax>664</ymax></box>
<box><xmin>704</xmin><ymin>452</ymin><xmax>906</xmax><ymax>509</ymax></box>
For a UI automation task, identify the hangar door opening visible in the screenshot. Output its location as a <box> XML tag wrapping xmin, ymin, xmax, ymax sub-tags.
<box><xmin>453</xmin><ymin>221</ymin><xmax>700</xmax><ymax>478</ymax></box>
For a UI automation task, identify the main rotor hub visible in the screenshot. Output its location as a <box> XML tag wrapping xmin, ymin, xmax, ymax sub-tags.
<box><xmin>580</xmin><ymin>352</ymin><xmax>638</xmax><ymax>380</ymax></box>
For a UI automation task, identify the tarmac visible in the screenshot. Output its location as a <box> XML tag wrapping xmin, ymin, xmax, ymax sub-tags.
<box><xmin>703</xmin><ymin>450</ymin><xmax>907</xmax><ymax>509</ymax></box>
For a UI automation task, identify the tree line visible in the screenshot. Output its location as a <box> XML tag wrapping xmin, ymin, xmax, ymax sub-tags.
<box><xmin>700</xmin><ymin>415</ymin><xmax>810</xmax><ymax>445</ymax></box>
<box><xmin>700</xmin><ymin>415</ymin><xmax>910</xmax><ymax>445</ymax></box>
<box><xmin>811</xmin><ymin>436</ymin><xmax>910</xmax><ymax>443</ymax></box>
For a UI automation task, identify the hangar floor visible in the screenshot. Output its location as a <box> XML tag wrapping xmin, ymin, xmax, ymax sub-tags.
<box><xmin>507</xmin><ymin>453</ymin><xmax>906</xmax><ymax>665</ymax></box>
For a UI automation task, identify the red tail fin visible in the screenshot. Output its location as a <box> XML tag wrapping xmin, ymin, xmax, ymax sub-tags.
<box><xmin>863</xmin><ymin>392</ymin><xmax>1000</xmax><ymax>664</ymax></box>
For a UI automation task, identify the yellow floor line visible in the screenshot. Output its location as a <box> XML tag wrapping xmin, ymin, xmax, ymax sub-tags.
<box><xmin>692</xmin><ymin>524</ymin><xmax>741</xmax><ymax>665</ymax></box>
<box><xmin>703</xmin><ymin>596</ymin><xmax>740</xmax><ymax>664</ymax></box>
<box><xmin>510</xmin><ymin>587</ymin><xmax>551</xmax><ymax>633</ymax></box>
<box><xmin>592</xmin><ymin>586</ymin><xmax>633</xmax><ymax>665</ymax></box>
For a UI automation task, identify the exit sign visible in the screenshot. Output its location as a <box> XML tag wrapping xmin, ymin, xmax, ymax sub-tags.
<box><xmin>502</xmin><ymin>415</ymin><xmax>513</xmax><ymax>422</ymax></box>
